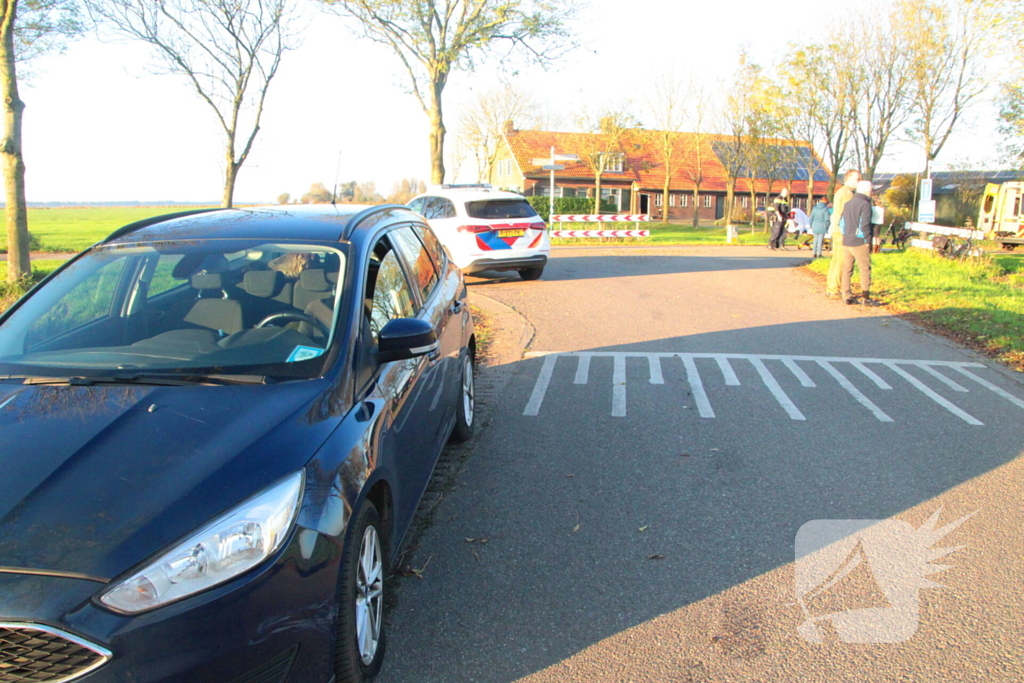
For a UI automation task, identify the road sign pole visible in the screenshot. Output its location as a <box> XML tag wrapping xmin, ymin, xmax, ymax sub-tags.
<box><xmin>549</xmin><ymin>146</ymin><xmax>555</xmax><ymax>223</ymax></box>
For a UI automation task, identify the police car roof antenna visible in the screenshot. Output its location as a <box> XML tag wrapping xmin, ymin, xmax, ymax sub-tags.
<box><xmin>331</xmin><ymin>149</ymin><xmax>342</xmax><ymax>206</ymax></box>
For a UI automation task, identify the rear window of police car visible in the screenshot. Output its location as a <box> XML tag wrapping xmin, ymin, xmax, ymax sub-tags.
<box><xmin>465</xmin><ymin>199</ymin><xmax>538</xmax><ymax>220</ymax></box>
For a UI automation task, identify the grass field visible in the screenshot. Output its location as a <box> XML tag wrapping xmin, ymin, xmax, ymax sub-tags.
<box><xmin>0</xmin><ymin>207</ymin><xmax>217</xmax><ymax>253</ymax></box>
<box><xmin>807</xmin><ymin>249</ymin><xmax>1024</xmax><ymax>370</ymax></box>
<box><xmin>1</xmin><ymin>207</ymin><xmax>786</xmax><ymax>253</ymax></box>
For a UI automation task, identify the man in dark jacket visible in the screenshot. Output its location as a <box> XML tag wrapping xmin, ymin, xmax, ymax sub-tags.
<box><xmin>841</xmin><ymin>180</ymin><xmax>879</xmax><ymax>305</ymax></box>
<box><xmin>769</xmin><ymin>187</ymin><xmax>790</xmax><ymax>250</ymax></box>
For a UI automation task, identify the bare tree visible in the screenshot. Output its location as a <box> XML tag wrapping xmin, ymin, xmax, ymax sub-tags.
<box><xmin>89</xmin><ymin>0</ymin><xmax>296</xmax><ymax>208</ymax></box>
<box><xmin>977</xmin><ymin>0</ymin><xmax>1024</xmax><ymax>166</ymax></box>
<box><xmin>897</xmin><ymin>0</ymin><xmax>986</xmax><ymax>177</ymax></box>
<box><xmin>572</xmin><ymin>107</ymin><xmax>637</xmax><ymax>214</ymax></box>
<box><xmin>717</xmin><ymin>52</ymin><xmax>767</xmax><ymax>227</ymax></box>
<box><xmin>643</xmin><ymin>72</ymin><xmax>689</xmax><ymax>223</ymax></box>
<box><xmin>681</xmin><ymin>83</ymin><xmax>711</xmax><ymax>228</ymax></box>
<box><xmin>780</xmin><ymin>41</ymin><xmax>854</xmax><ymax>198</ymax></box>
<box><xmin>2</xmin><ymin>0</ymin><xmax>80</xmax><ymax>282</ymax></box>
<box><xmin>847</xmin><ymin>11</ymin><xmax>913</xmax><ymax>180</ymax></box>
<box><xmin>454</xmin><ymin>81</ymin><xmax>536</xmax><ymax>182</ymax></box>
<box><xmin>323</xmin><ymin>0</ymin><xmax>577</xmax><ymax>185</ymax></box>
<box><xmin>386</xmin><ymin>177</ymin><xmax>426</xmax><ymax>203</ymax></box>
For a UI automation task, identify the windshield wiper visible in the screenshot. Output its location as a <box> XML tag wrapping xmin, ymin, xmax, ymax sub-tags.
<box><xmin>2</xmin><ymin>373</ymin><xmax>270</xmax><ymax>386</ymax></box>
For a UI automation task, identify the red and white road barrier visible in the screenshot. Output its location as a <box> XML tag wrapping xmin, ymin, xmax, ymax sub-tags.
<box><xmin>550</xmin><ymin>230</ymin><xmax>650</xmax><ymax>238</ymax></box>
<box><xmin>551</xmin><ymin>214</ymin><xmax>650</xmax><ymax>222</ymax></box>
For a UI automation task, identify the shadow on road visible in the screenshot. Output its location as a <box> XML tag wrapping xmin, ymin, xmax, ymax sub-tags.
<box><xmin>467</xmin><ymin>252</ymin><xmax>809</xmax><ymax>285</ymax></box>
<box><xmin>381</xmin><ymin>313</ymin><xmax>1024</xmax><ymax>682</ymax></box>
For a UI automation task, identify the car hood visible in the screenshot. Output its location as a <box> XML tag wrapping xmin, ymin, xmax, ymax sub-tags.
<box><xmin>0</xmin><ymin>379</ymin><xmax>341</xmax><ymax>582</ymax></box>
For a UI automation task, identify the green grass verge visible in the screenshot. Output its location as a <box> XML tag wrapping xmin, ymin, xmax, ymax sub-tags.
<box><xmin>807</xmin><ymin>249</ymin><xmax>1024</xmax><ymax>370</ymax></box>
<box><xmin>551</xmin><ymin>222</ymin><xmax>775</xmax><ymax>246</ymax></box>
<box><xmin>0</xmin><ymin>260</ymin><xmax>66</xmax><ymax>313</ymax></box>
<box><xmin>0</xmin><ymin>207</ymin><xmax>217</xmax><ymax>253</ymax></box>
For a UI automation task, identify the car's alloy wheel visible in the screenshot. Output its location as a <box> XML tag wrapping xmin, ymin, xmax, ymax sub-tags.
<box><xmin>450</xmin><ymin>350</ymin><xmax>476</xmax><ymax>443</ymax></box>
<box><xmin>335</xmin><ymin>502</ymin><xmax>387</xmax><ymax>682</ymax></box>
<box><xmin>355</xmin><ymin>525</ymin><xmax>383</xmax><ymax>665</ymax></box>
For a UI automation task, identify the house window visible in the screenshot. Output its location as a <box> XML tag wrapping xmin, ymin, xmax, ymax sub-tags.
<box><xmin>741</xmin><ymin>196</ymin><xmax>749</xmax><ymax>208</ymax></box>
<box><xmin>601</xmin><ymin>187</ymin><xmax>623</xmax><ymax>210</ymax></box>
<box><xmin>603</xmin><ymin>154</ymin><xmax>624</xmax><ymax>173</ymax></box>
<box><xmin>680</xmin><ymin>194</ymin><xmax>689</xmax><ymax>207</ymax></box>
<box><xmin>654</xmin><ymin>194</ymin><xmax>663</xmax><ymax>207</ymax></box>
<box><xmin>702</xmin><ymin>194</ymin><xmax>712</xmax><ymax>208</ymax></box>
<box><xmin>669</xmin><ymin>194</ymin><xmax>676</xmax><ymax>207</ymax></box>
<box><xmin>497</xmin><ymin>159</ymin><xmax>514</xmax><ymax>177</ymax></box>
<box><xmin>757</xmin><ymin>196</ymin><xmax>766</xmax><ymax>207</ymax></box>
<box><xmin>539</xmin><ymin>185</ymin><xmax>563</xmax><ymax>198</ymax></box>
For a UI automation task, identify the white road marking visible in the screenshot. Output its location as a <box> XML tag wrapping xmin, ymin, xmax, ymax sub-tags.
<box><xmin>523</xmin><ymin>354</ymin><xmax>557</xmax><ymax>416</ymax></box>
<box><xmin>574</xmin><ymin>355</ymin><xmax>590</xmax><ymax>385</ymax></box>
<box><xmin>612</xmin><ymin>355</ymin><xmax>627</xmax><ymax>417</ymax></box>
<box><xmin>783</xmin><ymin>358</ymin><xmax>816</xmax><ymax>387</ymax></box>
<box><xmin>680</xmin><ymin>355</ymin><xmax>714</xmax><ymax>418</ymax></box>
<box><xmin>919</xmin><ymin>363</ymin><xmax>969</xmax><ymax>392</ymax></box>
<box><xmin>817</xmin><ymin>360</ymin><xmax>894</xmax><ymax>422</ymax></box>
<box><xmin>750</xmin><ymin>357</ymin><xmax>806</xmax><ymax>420</ymax></box>
<box><xmin>648</xmin><ymin>356</ymin><xmax>664</xmax><ymax>384</ymax></box>
<box><xmin>884</xmin><ymin>363</ymin><xmax>983</xmax><ymax>426</ymax></box>
<box><xmin>520</xmin><ymin>352</ymin><xmax>1019</xmax><ymax>426</ymax></box>
<box><xmin>716</xmin><ymin>356</ymin><xmax>741</xmax><ymax>386</ymax></box>
<box><xmin>852</xmin><ymin>361</ymin><xmax>893</xmax><ymax>390</ymax></box>
<box><xmin>951</xmin><ymin>366</ymin><xmax>1024</xmax><ymax>412</ymax></box>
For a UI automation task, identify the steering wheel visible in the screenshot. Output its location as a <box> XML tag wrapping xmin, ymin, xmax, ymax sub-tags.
<box><xmin>255</xmin><ymin>312</ymin><xmax>330</xmax><ymax>339</ymax></box>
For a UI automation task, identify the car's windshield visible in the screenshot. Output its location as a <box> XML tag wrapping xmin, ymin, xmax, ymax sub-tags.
<box><xmin>0</xmin><ymin>240</ymin><xmax>347</xmax><ymax>380</ymax></box>
<box><xmin>464</xmin><ymin>199</ymin><xmax>538</xmax><ymax>219</ymax></box>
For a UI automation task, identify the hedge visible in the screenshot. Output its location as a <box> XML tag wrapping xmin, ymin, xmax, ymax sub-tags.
<box><xmin>526</xmin><ymin>196</ymin><xmax>616</xmax><ymax>221</ymax></box>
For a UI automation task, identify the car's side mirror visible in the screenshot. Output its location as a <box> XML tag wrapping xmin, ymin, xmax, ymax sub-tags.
<box><xmin>376</xmin><ymin>318</ymin><xmax>438</xmax><ymax>363</ymax></box>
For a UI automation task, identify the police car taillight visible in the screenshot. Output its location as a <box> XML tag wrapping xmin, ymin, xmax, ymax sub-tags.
<box><xmin>529</xmin><ymin>222</ymin><xmax>546</xmax><ymax>230</ymax></box>
<box><xmin>457</xmin><ymin>225</ymin><xmax>491</xmax><ymax>233</ymax></box>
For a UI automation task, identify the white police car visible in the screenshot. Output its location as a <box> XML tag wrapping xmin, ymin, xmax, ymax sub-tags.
<box><xmin>408</xmin><ymin>185</ymin><xmax>550</xmax><ymax>280</ymax></box>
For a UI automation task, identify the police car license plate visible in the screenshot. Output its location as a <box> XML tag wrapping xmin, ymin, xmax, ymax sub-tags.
<box><xmin>497</xmin><ymin>229</ymin><xmax>525</xmax><ymax>238</ymax></box>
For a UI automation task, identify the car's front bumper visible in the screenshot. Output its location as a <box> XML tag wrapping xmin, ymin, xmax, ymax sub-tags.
<box><xmin>0</xmin><ymin>530</ymin><xmax>341</xmax><ymax>683</ymax></box>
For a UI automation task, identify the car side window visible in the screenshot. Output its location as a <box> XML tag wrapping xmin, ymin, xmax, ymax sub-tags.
<box><xmin>419</xmin><ymin>197</ymin><xmax>440</xmax><ymax>219</ymax></box>
<box><xmin>390</xmin><ymin>226</ymin><xmax>439</xmax><ymax>303</ymax></box>
<box><xmin>414</xmin><ymin>225</ymin><xmax>446</xmax><ymax>269</ymax></box>
<box><xmin>367</xmin><ymin>241</ymin><xmax>416</xmax><ymax>341</ymax></box>
<box><xmin>408</xmin><ymin>197</ymin><xmax>425</xmax><ymax>213</ymax></box>
<box><xmin>25</xmin><ymin>258</ymin><xmax>127</xmax><ymax>346</ymax></box>
<box><xmin>438</xmin><ymin>198</ymin><xmax>456</xmax><ymax>218</ymax></box>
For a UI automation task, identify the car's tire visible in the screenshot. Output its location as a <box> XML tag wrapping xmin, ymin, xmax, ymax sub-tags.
<box><xmin>449</xmin><ymin>349</ymin><xmax>476</xmax><ymax>443</ymax></box>
<box><xmin>335</xmin><ymin>501</ymin><xmax>387</xmax><ymax>683</ymax></box>
<box><xmin>519</xmin><ymin>267</ymin><xmax>543</xmax><ymax>281</ymax></box>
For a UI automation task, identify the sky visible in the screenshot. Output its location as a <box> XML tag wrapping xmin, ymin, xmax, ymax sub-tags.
<box><xmin>20</xmin><ymin>0</ymin><xmax>1005</xmax><ymax>204</ymax></box>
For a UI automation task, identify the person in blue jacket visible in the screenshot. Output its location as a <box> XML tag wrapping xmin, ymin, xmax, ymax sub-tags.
<box><xmin>809</xmin><ymin>196</ymin><xmax>831</xmax><ymax>258</ymax></box>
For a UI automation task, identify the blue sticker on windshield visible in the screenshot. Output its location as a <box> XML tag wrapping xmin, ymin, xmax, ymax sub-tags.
<box><xmin>287</xmin><ymin>346</ymin><xmax>324</xmax><ymax>363</ymax></box>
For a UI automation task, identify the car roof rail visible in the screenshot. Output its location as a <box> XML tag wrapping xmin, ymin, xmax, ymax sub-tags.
<box><xmin>341</xmin><ymin>204</ymin><xmax>416</xmax><ymax>241</ymax></box>
<box><xmin>99</xmin><ymin>208</ymin><xmax>228</xmax><ymax>245</ymax></box>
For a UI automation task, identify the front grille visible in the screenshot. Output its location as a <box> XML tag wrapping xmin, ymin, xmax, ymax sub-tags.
<box><xmin>0</xmin><ymin>624</ymin><xmax>110</xmax><ymax>683</ymax></box>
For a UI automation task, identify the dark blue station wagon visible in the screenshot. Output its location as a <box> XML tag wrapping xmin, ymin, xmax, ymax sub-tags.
<box><xmin>0</xmin><ymin>204</ymin><xmax>476</xmax><ymax>682</ymax></box>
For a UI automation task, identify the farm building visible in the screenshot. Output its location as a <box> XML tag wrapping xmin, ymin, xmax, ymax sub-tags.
<box><xmin>488</xmin><ymin>123</ymin><xmax>834</xmax><ymax>220</ymax></box>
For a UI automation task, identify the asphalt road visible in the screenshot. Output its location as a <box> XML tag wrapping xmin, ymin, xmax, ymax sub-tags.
<box><xmin>380</xmin><ymin>246</ymin><xmax>1024</xmax><ymax>683</ymax></box>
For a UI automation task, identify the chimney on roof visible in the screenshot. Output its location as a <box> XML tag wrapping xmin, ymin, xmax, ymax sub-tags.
<box><xmin>504</xmin><ymin>120</ymin><xmax>515</xmax><ymax>136</ymax></box>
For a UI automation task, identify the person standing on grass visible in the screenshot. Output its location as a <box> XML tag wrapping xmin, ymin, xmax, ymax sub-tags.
<box><xmin>809</xmin><ymin>196</ymin><xmax>830</xmax><ymax>257</ymax></box>
<box><xmin>826</xmin><ymin>169</ymin><xmax>861</xmax><ymax>297</ymax></box>
<box><xmin>770</xmin><ymin>187</ymin><xmax>790</xmax><ymax>250</ymax></box>
<box><xmin>840</xmin><ymin>180</ymin><xmax>880</xmax><ymax>306</ymax></box>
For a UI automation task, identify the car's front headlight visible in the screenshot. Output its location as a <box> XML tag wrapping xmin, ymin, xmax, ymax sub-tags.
<box><xmin>100</xmin><ymin>470</ymin><xmax>305</xmax><ymax>614</ymax></box>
